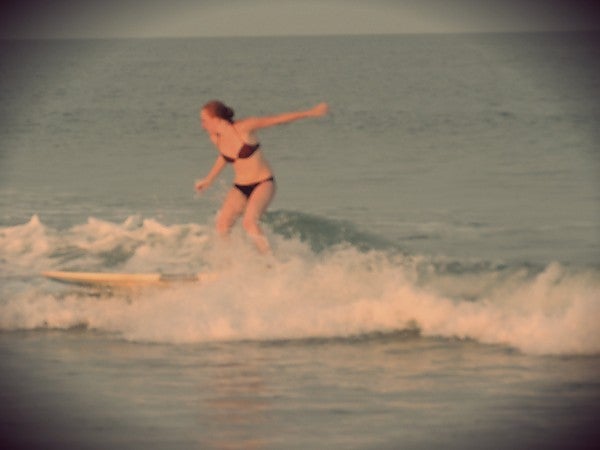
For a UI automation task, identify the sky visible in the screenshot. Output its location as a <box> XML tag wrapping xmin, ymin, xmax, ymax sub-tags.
<box><xmin>1</xmin><ymin>0</ymin><xmax>599</xmax><ymax>39</ymax></box>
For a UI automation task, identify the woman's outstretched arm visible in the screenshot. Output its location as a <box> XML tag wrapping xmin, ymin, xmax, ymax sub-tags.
<box><xmin>241</xmin><ymin>102</ymin><xmax>328</xmax><ymax>131</ymax></box>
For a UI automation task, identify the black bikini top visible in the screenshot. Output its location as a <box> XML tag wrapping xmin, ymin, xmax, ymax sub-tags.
<box><xmin>221</xmin><ymin>142</ymin><xmax>260</xmax><ymax>163</ymax></box>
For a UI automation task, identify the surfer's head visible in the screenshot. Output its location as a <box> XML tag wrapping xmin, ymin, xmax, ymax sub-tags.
<box><xmin>201</xmin><ymin>100</ymin><xmax>235</xmax><ymax>124</ymax></box>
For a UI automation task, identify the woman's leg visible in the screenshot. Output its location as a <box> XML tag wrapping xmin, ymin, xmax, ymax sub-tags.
<box><xmin>215</xmin><ymin>187</ymin><xmax>247</xmax><ymax>237</ymax></box>
<box><xmin>242</xmin><ymin>180</ymin><xmax>276</xmax><ymax>253</ymax></box>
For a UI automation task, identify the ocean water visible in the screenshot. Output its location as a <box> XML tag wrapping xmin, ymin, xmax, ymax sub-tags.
<box><xmin>1</xmin><ymin>33</ymin><xmax>599</xmax><ymax>449</ymax></box>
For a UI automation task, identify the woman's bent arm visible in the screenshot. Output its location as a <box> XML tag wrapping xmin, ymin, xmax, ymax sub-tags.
<box><xmin>195</xmin><ymin>156</ymin><xmax>228</xmax><ymax>192</ymax></box>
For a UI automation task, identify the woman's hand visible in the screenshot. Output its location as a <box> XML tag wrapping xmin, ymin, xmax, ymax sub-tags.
<box><xmin>195</xmin><ymin>157</ymin><xmax>227</xmax><ymax>194</ymax></box>
<box><xmin>195</xmin><ymin>178</ymin><xmax>211</xmax><ymax>193</ymax></box>
<box><xmin>309</xmin><ymin>102</ymin><xmax>329</xmax><ymax>117</ymax></box>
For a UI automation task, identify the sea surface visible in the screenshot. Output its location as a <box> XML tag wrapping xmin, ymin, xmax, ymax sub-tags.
<box><xmin>1</xmin><ymin>33</ymin><xmax>599</xmax><ymax>449</ymax></box>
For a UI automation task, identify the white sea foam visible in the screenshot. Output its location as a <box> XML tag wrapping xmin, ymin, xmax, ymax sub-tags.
<box><xmin>1</xmin><ymin>216</ymin><xmax>599</xmax><ymax>355</ymax></box>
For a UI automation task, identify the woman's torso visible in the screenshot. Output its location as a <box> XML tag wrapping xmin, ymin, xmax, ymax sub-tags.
<box><xmin>217</xmin><ymin>122</ymin><xmax>273</xmax><ymax>184</ymax></box>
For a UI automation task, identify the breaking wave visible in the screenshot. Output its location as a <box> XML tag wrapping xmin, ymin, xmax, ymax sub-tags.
<box><xmin>1</xmin><ymin>214</ymin><xmax>599</xmax><ymax>355</ymax></box>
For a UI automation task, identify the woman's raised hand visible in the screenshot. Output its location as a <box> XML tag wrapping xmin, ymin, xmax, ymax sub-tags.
<box><xmin>310</xmin><ymin>102</ymin><xmax>329</xmax><ymax>117</ymax></box>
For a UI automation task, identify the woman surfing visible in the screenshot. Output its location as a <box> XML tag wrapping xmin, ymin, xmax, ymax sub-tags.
<box><xmin>195</xmin><ymin>100</ymin><xmax>329</xmax><ymax>253</ymax></box>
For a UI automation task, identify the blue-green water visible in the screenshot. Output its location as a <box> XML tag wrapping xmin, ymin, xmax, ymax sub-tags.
<box><xmin>1</xmin><ymin>33</ymin><xmax>599</xmax><ymax>449</ymax></box>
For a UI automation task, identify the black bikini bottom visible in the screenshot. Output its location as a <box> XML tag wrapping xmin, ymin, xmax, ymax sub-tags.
<box><xmin>234</xmin><ymin>176</ymin><xmax>275</xmax><ymax>199</ymax></box>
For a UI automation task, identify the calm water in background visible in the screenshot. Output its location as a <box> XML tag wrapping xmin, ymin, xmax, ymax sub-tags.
<box><xmin>1</xmin><ymin>33</ymin><xmax>599</xmax><ymax>449</ymax></box>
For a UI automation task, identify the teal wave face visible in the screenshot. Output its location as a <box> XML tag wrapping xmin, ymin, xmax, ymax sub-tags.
<box><xmin>265</xmin><ymin>210</ymin><xmax>395</xmax><ymax>253</ymax></box>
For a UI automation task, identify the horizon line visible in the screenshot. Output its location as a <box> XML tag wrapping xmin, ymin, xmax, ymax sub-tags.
<box><xmin>1</xmin><ymin>28</ymin><xmax>599</xmax><ymax>41</ymax></box>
